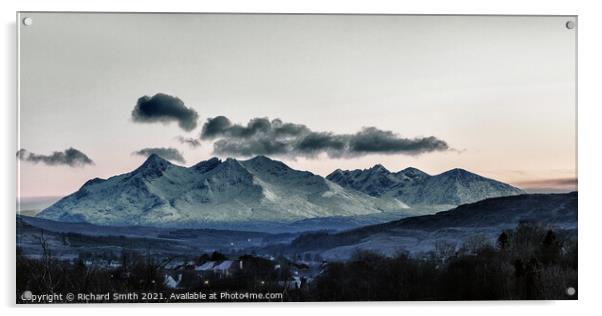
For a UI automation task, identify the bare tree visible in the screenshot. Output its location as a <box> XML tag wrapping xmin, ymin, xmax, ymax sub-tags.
<box><xmin>434</xmin><ymin>240</ymin><xmax>457</xmax><ymax>262</ymax></box>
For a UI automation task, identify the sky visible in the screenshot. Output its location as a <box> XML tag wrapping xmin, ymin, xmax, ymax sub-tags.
<box><xmin>18</xmin><ymin>13</ymin><xmax>577</xmax><ymax>198</ymax></box>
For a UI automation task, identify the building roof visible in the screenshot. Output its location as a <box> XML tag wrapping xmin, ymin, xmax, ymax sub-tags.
<box><xmin>195</xmin><ymin>261</ymin><xmax>216</xmax><ymax>271</ymax></box>
<box><xmin>213</xmin><ymin>260</ymin><xmax>235</xmax><ymax>271</ymax></box>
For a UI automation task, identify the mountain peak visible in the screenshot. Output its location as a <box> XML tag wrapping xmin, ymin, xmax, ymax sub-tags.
<box><xmin>192</xmin><ymin>157</ymin><xmax>221</xmax><ymax>173</ymax></box>
<box><xmin>223</xmin><ymin>157</ymin><xmax>241</xmax><ymax>164</ymax></box>
<box><xmin>242</xmin><ymin>155</ymin><xmax>292</xmax><ymax>173</ymax></box>
<box><xmin>398</xmin><ymin>167</ymin><xmax>429</xmax><ymax>177</ymax></box>
<box><xmin>246</xmin><ymin>155</ymin><xmax>275</xmax><ymax>163</ymax></box>
<box><xmin>400</xmin><ymin>167</ymin><xmax>422</xmax><ymax>173</ymax></box>
<box><xmin>144</xmin><ymin>153</ymin><xmax>169</xmax><ymax>164</ymax></box>
<box><xmin>221</xmin><ymin>157</ymin><xmax>250</xmax><ymax>170</ymax></box>
<box><xmin>440</xmin><ymin>168</ymin><xmax>475</xmax><ymax>177</ymax></box>
<box><xmin>369</xmin><ymin>164</ymin><xmax>389</xmax><ymax>173</ymax></box>
<box><xmin>134</xmin><ymin>153</ymin><xmax>173</xmax><ymax>176</ymax></box>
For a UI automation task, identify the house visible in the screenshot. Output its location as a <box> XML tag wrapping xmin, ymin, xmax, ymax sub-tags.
<box><xmin>290</xmin><ymin>276</ymin><xmax>302</xmax><ymax>289</ymax></box>
<box><xmin>212</xmin><ymin>260</ymin><xmax>241</xmax><ymax>277</ymax></box>
<box><xmin>195</xmin><ymin>261</ymin><xmax>216</xmax><ymax>273</ymax></box>
<box><xmin>194</xmin><ymin>260</ymin><xmax>242</xmax><ymax>278</ymax></box>
<box><xmin>164</xmin><ymin>273</ymin><xmax>182</xmax><ymax>289</ymax></box>
<box><xmin>164</xmin><ymin>259</ymin><xmax>187</xmax><ymax>270</ymax></box>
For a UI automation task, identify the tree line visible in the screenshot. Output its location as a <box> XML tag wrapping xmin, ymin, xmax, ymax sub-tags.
<box><xmin>308</xmin><ymin>222</ymin><xmax>577</xmax><ymax>300</ymax></box>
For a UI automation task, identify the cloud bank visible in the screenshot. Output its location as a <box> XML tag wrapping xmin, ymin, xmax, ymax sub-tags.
<box><xmin>131</xmin><ymin>93</ymin><xmax>199</xmax><ymax>131</ymax></box>
<box><xmin>517</xmin><ymin>178</ymin><xmax>578</xmax><ymax>187</ymax></box>
<box><xmin>17</xmin><ymin>148</ymin><xmax>94</xmax><ymax>167</ymax></box>
<box><xmin>200</xmin><ymin>116</ymin><xmax>449</xmax><ymax>158</ymax></box>
<box><xmin>515</xmin><ymin>177</ymin><xmax>578</xmax><ymax>193</ymax></box>
<box><xmin>132</xmin><ymin>147</ymin><xmax>186</xmax><ymax>163</ymax></box>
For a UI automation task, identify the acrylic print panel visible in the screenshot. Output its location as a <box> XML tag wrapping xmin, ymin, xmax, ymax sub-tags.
<box><xmin>16</xmin><ymin>13</ymin><xmax>577</xmax><ymax>303</ymax></box>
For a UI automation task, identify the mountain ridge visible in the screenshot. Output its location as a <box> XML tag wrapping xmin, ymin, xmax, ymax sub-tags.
<box><xmin>327</xmin><ymin>164</ymin><xmax>524</xmax><ymax>206</ymax></box>
<box><xmin>37</xmin><ymin>155</ymin><xmax>407</xmax><ymax>226</ymax></box>
<box><xmin>38</xmin><ymin>155</ymin><xmax>525</xmax><ymax>227</ymax></box>
<box><xmin>288</xmin><ymin>192</ymin><xmax>577</xmax><ymax>258</ymax></box>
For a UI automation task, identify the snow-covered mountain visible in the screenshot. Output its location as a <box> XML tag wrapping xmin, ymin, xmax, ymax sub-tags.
<box><xmin>327</xmin><ymin>165</ymin><xmax>524</xmax><ymax>207</ymax></box>
<box><xmin>37</xmin><ymin>155</ymin><xmax>407</xmax><ymax>226</ymax></box>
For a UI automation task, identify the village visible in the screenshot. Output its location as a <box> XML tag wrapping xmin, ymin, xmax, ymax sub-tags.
<box><xmin>161</xmin><ymin>252</ymin><xmax>326</xmax><ymax>292</ymax></box>
<box><xmin>74</xmin><ymin>250</ymin><xmax>327</xmax><ymax>293</ymax></box>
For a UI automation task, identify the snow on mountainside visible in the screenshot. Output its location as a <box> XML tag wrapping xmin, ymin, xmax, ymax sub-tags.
<box><xmin>327</xmin><ymin>165</ymin><xmax>429</xmax><ymax>197</ymax></box>
<box><xmin>37</xmin><ymin>155</ymin><xmax>407</xmax><ymax>226</ymax></box>
<box><xmin>327</xmin><ymin>165</ymin><xmax>524</xmax><ymax>207</ymax></box>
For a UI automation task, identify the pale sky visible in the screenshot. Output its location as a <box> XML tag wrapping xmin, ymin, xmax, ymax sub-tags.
<box><xmin>18</xmin><ymin>13</ymin><xmax>577</xmax><ymax>197</ymax></box>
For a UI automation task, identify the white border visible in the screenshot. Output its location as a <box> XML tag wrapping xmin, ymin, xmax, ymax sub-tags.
<box><xmin>2</xmin><ymin>1</ymin><xmax>601</xmax><ymax>315</ymax></box>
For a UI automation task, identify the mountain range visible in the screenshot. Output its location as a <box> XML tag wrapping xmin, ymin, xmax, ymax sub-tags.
<box><xmin>37</xmin><ymin>155</ymin><xmax>524</xmax><ymax>227</ymax></box>
<box><xmin>327</xmin><ymin>164</ymin><xmax>524</xmax><ymax>206</ymax></box>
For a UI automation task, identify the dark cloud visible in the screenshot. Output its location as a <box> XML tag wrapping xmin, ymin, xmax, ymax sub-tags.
<box><xmin>214</xmin><ymin>138</ymin><xmax>289</xmax><ymax>157</ymax></box>
<box><xmin>175</xmin><ymin>136</ymin><xmax>201</xmax><ymax>148</ymax></box>
<box><xmin>202</xmin><ymin>116</ymin><xmax>450</xmax><ymax>158</ymax></box>
<box><xmin>348</xmin><ymin>127</ymin><xmax>449</xmax><ymax>155</ymax></box>
<box><xmin>201</xmin><ymin>116</ymin><xmax>310</xmax><ymax>140</ymax></box>
<box><xmin>201</xmin><ymin>116</ymin><xmax>233</xmax><ymax>139</ymax></box>
<box><xmin>131</xmin><ymin>93</ymin><xmax>199</xmax><ymax>131</ymax></box>
<box><xmin>132</xmin><ymin>147</ymin><xmax>186</xmax><ymax>164</ymax></box>
<box><xmin>271</xmin><ymin>119</ymin><xmax>311</xmax><ymax>137</ymax></box>
<box><xmin>295</xmin><ymin>132</ymin><xmax>347</xmax><ymax>157</ymax></box>
<box><xmin>17</xmin><ymin>148</ymin><xmax>94</xmax><ymax>167</ymax></box>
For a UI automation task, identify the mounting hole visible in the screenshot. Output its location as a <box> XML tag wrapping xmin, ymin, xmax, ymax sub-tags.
<box><xmin>21</xmin><ymin>290</ymin><xmax>32</xmax><ymax>300</ymax></box>
<box><xmin>22</xmin><ymin>17</ymin><xmax>33</xmax><ymax>26</ymax></box>
<box><xmin>565</xmin><ymin>21</ymin><xmax>575</xmax><ymax>30</ymax></box>
<box><xmin>566</xmin><ymin>286</ymin><xmax>576</xmax><ymax>296</ymax></box>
